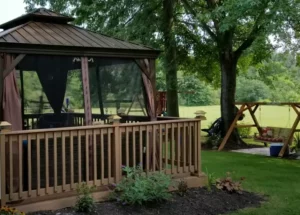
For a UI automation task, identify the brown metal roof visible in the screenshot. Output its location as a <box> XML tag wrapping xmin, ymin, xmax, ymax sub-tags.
<box><xmin>0</xmin><ymin>8</ymin><xmax>160</xmax><ymax>58</ymax></box>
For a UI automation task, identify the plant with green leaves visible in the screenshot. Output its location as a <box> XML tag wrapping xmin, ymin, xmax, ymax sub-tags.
<box><xmin>75</xmin><ymin>182</ymin><xmax>96</xmax><ymax>213</ymax></box>
<box><xmin>205</xmin><ymin>168</ymin><xmax>216</xmax><ymax>192</ymax></box>
<box><xmin>110</xmin><ymin>165</ymin><xmax>172</xmax><ymax>205</ymax></box>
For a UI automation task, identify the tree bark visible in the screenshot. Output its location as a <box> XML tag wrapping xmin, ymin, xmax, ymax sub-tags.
<box><xmin>220</xmin><ymin>49</ymin><xmax>247</xmax><ymax>148</ymax></box>
<box><xmin>163</xmin><ymin>0</ymin><xmax>179</xmax><ymax>117</ymax></box>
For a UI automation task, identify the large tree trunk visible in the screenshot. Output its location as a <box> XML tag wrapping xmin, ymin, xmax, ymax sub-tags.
<box><xmin>220</xmin><ymin>49</ymin><xmax>247</xmax><ymax>148</ymax></box>
<box><xmin>163</xmin><ymin>0</ymin><xmax>179</xmax><ymax>117</ymax></box>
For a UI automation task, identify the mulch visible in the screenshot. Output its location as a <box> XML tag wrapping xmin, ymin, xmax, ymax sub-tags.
<box><xmin>28</xmin><ymin>187</ymin><xmax>265</xmax><ymax>215</ymax></box>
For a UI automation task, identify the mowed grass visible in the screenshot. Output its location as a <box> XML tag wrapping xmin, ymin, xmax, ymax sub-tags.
<box><xmin>179</xmin><ymin>105</ymin><xmax>298</xmax><ymax>129</ymax></box>
<box><xmin>78</xmin><ymin>105</ymin><xmax>295</xmax><ymax>130</ymax></box>
<box><xmin>202</xmin><ymin>151</ymin><xmax>300</xmax><ymax>215</ymax></box>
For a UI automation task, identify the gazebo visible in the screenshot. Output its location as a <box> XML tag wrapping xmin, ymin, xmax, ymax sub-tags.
<box><xmin>0</xmin><ymin>8</ymin><xmax>205</xmax><ymax>212</ymax></box>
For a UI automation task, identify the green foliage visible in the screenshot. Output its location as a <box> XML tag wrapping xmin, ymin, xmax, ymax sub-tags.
<box><xmin>237</xmin><ymin>125</ymin><xmax>251</xmax><ymax>138</ymax></box>
<box><xmin>177</xmin><ymin>180</ymin><xmax>188</xmax><ymax>196</ymax></box>
<box><xmin>206</xmin><ymin>134</ymin><xmax>222</xmax><ymax>149</ymax></box>
<box><xmin>75</xmin><ymin>182</ymin><xmax>96</xmax><ymax>213</ymax></box>
<box><xmin>0</xmin><ymin>207</ymin><xmax>24</xmax><ymax>215</ymax></box>
<box><xmin>236</xmin><ymin>77</ymin><xmax>271</xmax><ymax>102</ymax></box>
<box><xmin>178</xmin><ymin>75</ymin><xmax>215</xmax><ymax>106</ymax></box>
<box><xmin>292</xmin><ymin>132</ymin><xmax>300</xmax><ymax>152</ymax></box>
<box><xmin>205</xmin><ymin>168</ymin><xmax>216</xmax><ymax>192</ymax></box>
<box><xmin>111</xmin><ymin>166</ymin><xmax>172</xmax><ymax>205</ymax></box>
<box><xmin>215</xmin><ymin>172</ymin><xmax>245</xmax><ymax>194</ymax></box>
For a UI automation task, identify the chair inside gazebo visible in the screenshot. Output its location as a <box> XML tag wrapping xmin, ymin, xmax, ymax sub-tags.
<box><xmin>17</xmin><ymin>55</ymin><xmax>150</xmax><ymax>130</ymax></box>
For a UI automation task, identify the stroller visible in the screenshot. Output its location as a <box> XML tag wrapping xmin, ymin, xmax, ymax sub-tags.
<box><xmin>202</xmin><ymin>106</ymin><xmax>245</xmax><ymax>137</ymax></box>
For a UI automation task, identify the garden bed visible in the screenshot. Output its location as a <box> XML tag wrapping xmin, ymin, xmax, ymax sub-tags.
<box><xmin>28</xmin><ymin>187</ymin><xmax>264</xmax><ymax>215</ymax></box>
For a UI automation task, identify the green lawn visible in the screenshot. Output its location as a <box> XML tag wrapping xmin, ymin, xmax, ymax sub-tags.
<box><xmin>179</xmin><ymin>105</ymin><xmax>298</xmax><ymax>129</ymax></box>
<box><xmin>202</xmin><ymin>151</ymin><xmax>300</xmax><ymax>215</ymax></box>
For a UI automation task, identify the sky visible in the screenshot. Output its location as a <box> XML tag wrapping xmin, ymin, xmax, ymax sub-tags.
<box><xmin>0</xmin><ymin>0</ymin><xmax>26</xmax><ymax>25</ymax></box>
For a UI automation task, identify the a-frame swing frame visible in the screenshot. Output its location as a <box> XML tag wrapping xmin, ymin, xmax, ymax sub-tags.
<box><xmin>218</xmin><ymin>102</ymin><xmax>300</xmax><ymax>157</ymax></box>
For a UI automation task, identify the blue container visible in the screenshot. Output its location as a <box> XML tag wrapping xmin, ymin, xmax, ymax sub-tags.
<box><xmin>270</xmin><ymin>143</ymin><xmax>289</xmax><ymax>157</ymax></box>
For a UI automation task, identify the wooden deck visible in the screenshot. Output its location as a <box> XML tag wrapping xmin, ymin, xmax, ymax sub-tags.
<box><xmin>0</xmin><ymin>116</ymin><xmax>206</xmax><ymax>212</ymax></box>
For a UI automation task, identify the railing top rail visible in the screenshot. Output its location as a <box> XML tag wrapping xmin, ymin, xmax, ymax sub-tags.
<box><xmin>4</xmin><ymin>118</ymin><xmax>201</xmax><ymax>135</ymax></box>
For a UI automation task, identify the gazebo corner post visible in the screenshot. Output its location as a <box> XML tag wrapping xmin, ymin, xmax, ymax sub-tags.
<box><xmin>109</xmin><ymin>115</ymin><xmax>122</xmax><ymax>183</ymax></box>
<box><xmin>81</xmin><ymin>57</ymin><xmax>92</xmax><ymax>126</ymax></box>
<box><xmin>0</xmin><ymin>53</ymin><xmax>3</xmax><ymax>122</ymax></box>
<box><xmin>0</xmin><ymin>122</ymin><xmax>12</xmax><ymax>206</ymax></box>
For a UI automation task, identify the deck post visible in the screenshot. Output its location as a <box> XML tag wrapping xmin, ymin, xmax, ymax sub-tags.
<box><xmin>109</xmin><ymin>115</ymin><xmax>122</xmax><ymax>183</ymax></box>
<box><xmin>194</xmin><ymin>111</ymin><xmax>205</xmax><ymax>176</ymax></box>
<box><xmin>0</xmin><ymin>54</ymin><xmax>3</xmax><ymax>121</ymax></box>
<box><xmin>0</xmin><ymin>122</ymin><xmax>11</xmax><ymax>206</ymax></box>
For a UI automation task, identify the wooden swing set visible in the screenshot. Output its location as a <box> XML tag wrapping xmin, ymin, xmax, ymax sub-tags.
<box><xmin>218</xmin><ymin>102</ymin><xmax>300</xmax><ymax>157</ymax></box>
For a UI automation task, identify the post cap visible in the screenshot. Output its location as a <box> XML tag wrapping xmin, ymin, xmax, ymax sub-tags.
<box><xmin>194</xmin><ymin>110</ymin><xmax>207</xmax><ymax>120</ymax></box>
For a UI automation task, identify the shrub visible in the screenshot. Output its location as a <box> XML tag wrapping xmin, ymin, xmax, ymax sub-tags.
<box><xmin>205</xmin><ymin>168</ymin><xmax>216</xmax><ymax>192</ymax></box>
<box><xmin>238</xmin><ymin>125</ymin><xmax>251</xmax><ymax>138</ymax></box>
<box><xmin>216</xmin><ymin>172</ymin><xmax>245</xmax><ymax>194</ymax></box>
<box><xmin>177</xmin><ymin>180</ymin><xmax>188</xmax><ymax>196</ymax></box>
<box><xmin>75</xmin><ymin>182</ymin><xmax>96</xmax><ymax>213</ymax></box>
<box><xmin>0</xmin><ymin>207</ymin><xmax>24</xmax><ymax>215</ymax></box>
<box><xmin>206</xmin><ymin>134</ymin><xmax>222</xmax><ymax>149</ymax></box>
<box><xmin>111</xmin><ymin>165</ymin><xmax>173</xmax><ymax>205</ymax></box>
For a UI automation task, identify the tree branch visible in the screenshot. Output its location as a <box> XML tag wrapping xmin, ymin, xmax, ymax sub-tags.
<box><xmin>234</xmin><ymin>9</ymin><xmax>266</xmax><ymax>59</ymax></box>
<box><xmin>180</xmin><ymin>0</ymin><xmax>217</xmax><ymax>41</ymax></box>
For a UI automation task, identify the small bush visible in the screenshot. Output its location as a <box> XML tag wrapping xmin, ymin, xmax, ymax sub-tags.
<box><xmin>238</xmin><ymin>125</ymin><xmax>251</xmax><ymax>138</ymax></box>
<box><xmin>205</xmin><ymin>168</ymin><xmax>216</xmax><ymax>192</ymax></box>
<box><xmin>75</xmin><ymin>182</ymin><xmax>96</xmax><ymax>213</ymax></box>
<box><xmin>0</xmin><ymin>207</ymin><xmax>24</xmax><ymax>215</ymax></box>
<box><xmin>206</xmin><ymin>134</ymin><xmax>222</xmax><ymax>149</ymax></box>
<box><xmin>111</xmin><ymin>165</ymin><xmax>172</xmax><ymax>205</ymax></box>
<box><xmin>216</xmin><ymin>172</ymin><xmax>245</xmax><ymax>194</ymax></box>
<box><xmin>177</xmin><ymin>180</ymin><xmax>188</xmax><ymax>196</ymax></box>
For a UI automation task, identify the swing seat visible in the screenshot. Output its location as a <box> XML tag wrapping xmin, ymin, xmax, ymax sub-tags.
<box><xmin>254</xmin><ymin>127</ymin><xmax>292</xmax><ymax>143</ymax></box>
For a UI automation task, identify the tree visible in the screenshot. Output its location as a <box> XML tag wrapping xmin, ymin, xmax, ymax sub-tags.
<box><xmin>178</xmin><ymin>0</ymin><xmax>300</xmax><ymax>145</ymax></box>
<box><xmin>25</xmin><ymin>0</ymin><xmax>300</xmax><ymax>146</ymax></box>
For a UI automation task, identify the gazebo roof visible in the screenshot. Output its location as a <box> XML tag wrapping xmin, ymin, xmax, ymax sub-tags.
<box><xmin>0</xmin><ymin>8</ymin><xmax>160</xmax><ymax>58</ymax></box>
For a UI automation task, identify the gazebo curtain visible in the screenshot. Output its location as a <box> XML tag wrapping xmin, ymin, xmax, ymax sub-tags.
<box><xmin>35</xmin><ymin>57</ymin><xmax>69</xmax><ymax>114</ymax></box>
<box><xmin>135</xmin><ymin>59</ymin><xmax>156</xmax><ymax>121</ymax></box>
<box><xmin>2</xmin><ymin>54</ymin><xmax>22</xmax><ymax>131</ymax></box>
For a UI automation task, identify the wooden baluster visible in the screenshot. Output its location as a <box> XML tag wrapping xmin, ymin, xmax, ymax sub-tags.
<box><xmin>171</xmin><ymin>123</ymin><xmax>175</xmax><ymax>174</ymax></box>
<box><xmin>159</xmin><ymin>124</ymin><xmax>163</xmax><ymax>172</ymax></box>
<box><xmin>100</xmin><ymin>129</ymin><xmax>104</xmax><ymax>185</ymax></box>
<box><xmin>78</xmin><ymin>130</ymin><xmax>82</xmax><ymax>184</ymax></box>
<box><xmin>28</xmin><ymin>134</ymin><xmax>32</xmax><ymax>197</ymax></box>
<box><xmin>93</xmin><ymin>129</ymin><xmax>97</xmax><ymax>185</ymax></box>
<box><xmin>177</xmin><ymin>123</ymin><xmax>181</xmax><ymax>173</ymax></box>
<box><xmin>152</xmin><ymin>125</ymin><xmax>156</xmax><ymax>171</ymax></box>
<box><xmin>9</xmin><ymin>136</ymin><xmax>13</xmax><ymax>200</ymax></box>
<box><xmin>165</xmin><ymin>124</ymin><xmax>168</xmax><ymax>173</ymax></box>
<box><xmin>126</xmin><ymin>127</ymin><xmax>129</xmax><ymax>167</ymax></box>
<box><xmin>188</xmin><ymin>122</ymin><xmax>192</xmax><ymax>172</ymax></box>
<box><xmin>45</xmin><ymin>133</ymin><xmax>49</xmax><ymax>194</ymax></box>
<box><xmin>37</xmin><ymin>133</ymin><xmax>41</xmax><ymax>196</ymax></box>
<box><xmin>18</xmin><ymin>135</ymin><xmax>23</xmax><ymax>199</ymax></box>
<box><xmin>85</xmin><ymin>130</ymin><xmax>89</xmax><ymax>182</ymax></box>
<box><xmin>183</xmin><ymin>123</ymin><xmax>187</xmax><ymax>173</ymax></box>
<box><xmin>70</xmin><ymin>131</ymin><xmax>74</xmax><ymax>190</ymax></box>
<box><xmin>62</xmin><ymin>132</ymin><xmax>66</xmax><ymax>191</ymax></box>
<box><xmin>54</xmin><ymin>132</ymin><xmax>57</xmax><ymax>193</ymax></box>
<box><xmin>133</xmin><ymin>127</ymin><xmax>136</xmax><ymax>167</ymax></box>
<box><xmin>139</xmin><ymin>127</ymin><xmax>143</xmax><ymax>169</ymax></box>
<box><xmin>146</xmin><ymin>126</ymin><xmax>150</xmax><ymax>174</ymax></box>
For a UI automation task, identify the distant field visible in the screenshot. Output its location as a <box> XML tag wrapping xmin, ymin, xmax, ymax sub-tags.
<box><xmin>75</xmin><ymin>105</ymin><xmax>297</xmax><ymax>130</ymax></box>
<box><xmin>179</xmin><ymin>105</ymin><xmax>298</xmax><ymax>129</ymax></box>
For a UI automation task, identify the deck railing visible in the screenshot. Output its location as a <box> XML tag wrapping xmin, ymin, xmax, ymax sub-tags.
<box><xmin>0</xmin><ymin>118</ymin><xmax>202</xmax><ymax>206</ymax></box>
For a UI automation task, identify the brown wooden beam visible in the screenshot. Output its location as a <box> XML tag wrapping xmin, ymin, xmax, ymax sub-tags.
<box><xmin>247</xmin><ymin>104</ymin><xmax>263</xmax><ymax>136</ymax></box>
<box><xmin>218</xmin><ymin>104</ymin><xmax>246</xmax><ymax>151</ymax></box>
<box><xmin>0</xmin><ymin>54</ymin><xmax>3</xmax><ymax>121</ymax></box>
<box><xmin>3</xmin><ymin>54</ymin><xmax>26</xmax><ymax>78</ymax></box>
